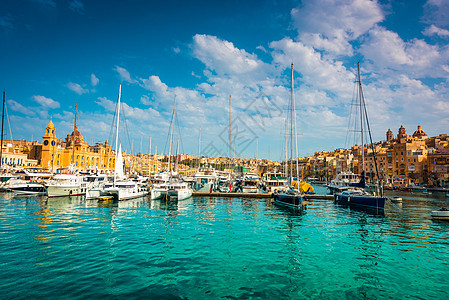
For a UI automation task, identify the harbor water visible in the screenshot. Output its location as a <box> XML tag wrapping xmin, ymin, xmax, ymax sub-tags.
<box><xmin>1</xmin><ymin>186</ymin><xmax>448</xmax><ymax>299</ymax></box>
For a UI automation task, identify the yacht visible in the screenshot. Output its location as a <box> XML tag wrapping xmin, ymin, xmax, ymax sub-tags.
<box><xmin>4</xmin><ymin>169</ymin><xmax>52</xmax><ymax>195</ymax></box>
<box><xmin>150</xmin><ymin>96</ymin><xmax>193</xmax><ymax>201</ymax></box>
<box><xmin>45</xmin><ymin>173</ymin><xmax>87</xmax><ymax>197</ymax></box>
<box><xmin>273</xmin><ymin>63</ymin><xmax>308</xmax><ymax>208</ymax></box>
<box><xmin>241</xmin><ymin>172</ymin><xmax>260</xmax><ymax>193</ymax></box>
<box><xmin>263</xmin><ymin>171</ymin><xmax>288</xmax><ymax>193</ymax></box>
<box><xmin>326</xmin><ymin>171</ymin><xmax>361</xmax><ymax>194</ymax></box>
<box><xmin>334</xmin><ymin>63</ymin><xmax>386</xmax><ymax>210</ymax></box>
<box><xmin>193</xmin><ymin>166</ymin><xmax>219</xmax><ymax>191</ymax></box>
<box><xmin>85</xmin><ymin>86</ymin><xmax>147</xmax><ymax>201</ymax></box>
<box><xmin>150</xmin><ymin>178</ymin><xmax>192</xmax><ymax>201</ymax></box>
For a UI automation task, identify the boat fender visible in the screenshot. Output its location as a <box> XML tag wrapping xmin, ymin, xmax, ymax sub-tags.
<box><xmin>348</xmin><ymin>197</ymin><xmax>350</xmax><ymax>202</ymax></box>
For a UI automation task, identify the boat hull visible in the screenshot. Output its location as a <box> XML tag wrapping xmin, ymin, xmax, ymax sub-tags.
<box><xmin>46</xmin><ymin>185</ymin><xmax>86</xmax><ymax>198</ymax></box>
<box><xmin>273</xmin><ymin>193</ymin><xmax>306</xmax><ymax>208</ymax></box>
<box><xmin>431</xmin><ymin>210</ymin><xmax>449</xmax><ymax>220</ymax></box>
<box><xmin>334</xmin><ymin>194</ymin><xmax>385</xmax><ymax>209</ymax></box>
<box><xmin>10</xmin><ymin>184</ymin><xmax>46</xmax><ymax>195</ymax></box>
<box><xmin>151</xmin><ymin>189</ymin><xmax>192</xmax><ymax>201</ymax></box>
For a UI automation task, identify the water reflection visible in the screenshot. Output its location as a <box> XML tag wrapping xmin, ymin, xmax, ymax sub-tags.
<box><xmin>150</xmin><ymin>197</ymin><xmax>194</xmax><ymax>211</ymax></box>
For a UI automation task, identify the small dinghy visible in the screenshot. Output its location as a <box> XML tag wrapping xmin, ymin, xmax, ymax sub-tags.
<box><xmin>431</xmin><ymin>208</ymin><xmax>449</xmax><ymax>221</ymax></box>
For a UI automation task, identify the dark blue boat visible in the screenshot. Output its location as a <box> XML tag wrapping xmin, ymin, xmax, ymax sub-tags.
<box><xmin>273</xmin><ymin>190</ymin><xmax>306</xmax><ymax>208</ymax></box>
<box><xmin>333</xmin><ymin>63</ymin><xmax>386</xmax><ymax>210</ymax></box>
<box><xmin>334</xmin><ymin>188</ymin><xmax>385</xmax><ymax>209</ymax></box>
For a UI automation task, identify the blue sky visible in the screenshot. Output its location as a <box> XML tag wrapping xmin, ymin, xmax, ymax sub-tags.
<box><xmin>1</xmin><ymin>0</ymin><xmax>448</xmax><ymax>160</ymax></box>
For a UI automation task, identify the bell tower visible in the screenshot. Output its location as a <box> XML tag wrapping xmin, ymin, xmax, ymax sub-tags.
<box><xmin>386</xmin><ymin>128</ymin><xmax>393</xmax><ymax>142</ymax></box>
<box><xmin>41</xmin><ymin>119</ymin><xmax>57</xmax><ymax>169</ymax></box>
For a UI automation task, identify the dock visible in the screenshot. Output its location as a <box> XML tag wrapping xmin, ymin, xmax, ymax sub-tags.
<box><xmin>192</xmin><ymin>192</ymin><xmax>334</xmax><ymax>200</ymax></box>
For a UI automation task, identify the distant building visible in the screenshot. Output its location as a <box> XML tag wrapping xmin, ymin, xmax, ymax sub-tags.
<box><xmin>39</xmin><ymin>119</ymin><xmax>115</xmax><ymax>173</ymax></box>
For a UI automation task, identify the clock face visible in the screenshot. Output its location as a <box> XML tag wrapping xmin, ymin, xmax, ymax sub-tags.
<box><xmin>44</xmin><ymin>140</ymin><xmax>49</xmax><ymax>146</ymax></box>
<box><xmin>51</xmin><ymin>141</ymin><xmax>55</xmax><ymax>146</ymax></box>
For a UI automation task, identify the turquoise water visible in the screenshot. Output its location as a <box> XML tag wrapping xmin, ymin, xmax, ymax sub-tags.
<box><xmin>1</xmin><ymin>187</ymin><xmax>448</xmax><ymax>299</ymax></box>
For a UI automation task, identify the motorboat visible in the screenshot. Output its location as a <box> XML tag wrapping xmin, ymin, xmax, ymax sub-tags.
<box><xmin>45</xmin><ymin>173</ymin><xmax>87</xmax><ymax>197</ymax></box>
<box><xmin>241</xmin><ymin>172</ymin><xmax>260</xmax><ymax>193</ymax></box>
<box><xmin>151</xmin><ymin>178</ymin><xmax>192</xmax><ymax>201</ymax></box>
<box><xmin>326</xmin><ymin>171</ymin><xmax>361</xmax><ymax>194</ymax></box>
<box><xmin>263</xmin><ymin>171</ymin><xmax>288</xmax><ymax>193</ymax></box>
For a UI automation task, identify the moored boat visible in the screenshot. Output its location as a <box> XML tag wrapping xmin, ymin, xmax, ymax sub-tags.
<box><xmin>431</xmin><ymin>208</ymin><xmax>449</xmax><ymax>220</ymax></box>
<box><xmin>389</xmin><ymin>196</ymin><xmax>402</xmax><ymax>203</ymax></box>
<box><xmin>45</xmin><ymin>173</ymin><xmax>87</xmax><ymax>197</ymax></box>
<box><xmin>333</xmin><ymin>63</ymin><xmax>386</xmax><ymax>210</ymax></box>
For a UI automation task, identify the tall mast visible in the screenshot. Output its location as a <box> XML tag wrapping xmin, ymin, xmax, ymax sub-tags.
<box><xmin>256</xmin><ymin>137</ymin><xmax>258</xmax><ymax>160</ymax></box>
<box><xmin>357</xmin><ymin>62</ymin><xmax>365</xmax><ymax>175</ymax></box>
<box><xmin>229</xmin><ymin>95</ymin><xmax>232</xmax><ymax>173</ymax></box>
<box><xmin>114</xmin><ymin>84</ymin><xmax>121</xmax><ymax>186</ymax></box>
<box><xmin>148</xmin><ymin>137</ymin><xmax>152</xmax><ymax>176</ymax></box>
<box><xmin>284</xmin><ymin>118</ymin><xmax>287</xmax><ymax>177</ymax></box>
<box><xmin>198</xmin><ymin>127</ymin><xmax>201</xmax><ymax>169</ymax></box>
<box><xmin>0</xmin><ymin>91</ymin><xmax>5</xmax><ymax>171</ymax></box>
<box><xmin>155</xmin><ymin>145</ymin><xmax>158</xmax><ymax>173</ymax></box>
<box><xmin>289</xmin><ymin>63</ymin><xmax>294</xmax><ymax>185</ymax></box>
<box><xmin>293</xmin><ymin>64</ymin><xmax>300</xmax><ymax>182</ymax></box>
<box><xmin>70</xmin><ymin>102</ymin><xmax>77</xmax><ymax>171</ymax></box>
<box><xmin>168</xmin><ymin>95</ymin><xmax>176</xmax><ymax>174</ymax></box>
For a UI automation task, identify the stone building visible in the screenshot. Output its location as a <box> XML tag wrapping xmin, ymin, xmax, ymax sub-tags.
<box><xmin>39</xmin><ymin>119</ymin><xmax>115</xmax><ymax>173</ymax></box>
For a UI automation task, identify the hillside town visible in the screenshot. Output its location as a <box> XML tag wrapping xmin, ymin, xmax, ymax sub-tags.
<box><xmin>1</xmin><ymin>120</ymin><xmax>448</xmax><ymax>189</ymax></box>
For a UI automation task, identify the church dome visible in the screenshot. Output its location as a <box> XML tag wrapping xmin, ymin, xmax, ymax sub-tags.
<box><xmin>412</xmin><ymin>125</ymin><xmax>427</xmax><ymax>139</ymax></box>
<box><xmin>46</xmin><ymin>119</ymin><xmax>55</xmax><ymax>130</ymax></box>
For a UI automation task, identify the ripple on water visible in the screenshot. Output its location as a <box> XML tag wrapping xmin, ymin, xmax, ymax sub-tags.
<box><xmin>1</xmin><ymin>195</ymin><xmax>449</xmax><ymax>298</ymax></box>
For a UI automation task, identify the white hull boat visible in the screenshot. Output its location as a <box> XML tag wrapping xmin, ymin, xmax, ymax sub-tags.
<box><xmin>431</xmin><ymin>208</ymin><xmax>449</xmax><ymax>220</ymax></box>
<box><xmin>151</xmin><ymin>181</ymin><xmax>192</xmax><ymax>201</ymax></box>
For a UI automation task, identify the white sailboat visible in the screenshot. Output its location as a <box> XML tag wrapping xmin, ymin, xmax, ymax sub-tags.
<box><xmin>150</xmin><ymin>96</ymin><xmax>192</xmax><ymax>201</ymax></box>
<box><xmin>86</xmin><ymin>85</ymin><xmax>147</xmax><ymax>201</ymax></box>
<box><xmin>273</xmin><ymin>63</ymin><xmax>308</xmax><ymax>208</ymax></box>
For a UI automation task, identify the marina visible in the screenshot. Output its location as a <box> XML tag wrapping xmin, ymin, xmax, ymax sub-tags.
<box><xmin>1</xmin><ymin>185</ymin><xmax>448</xmax><ymax>299</ymax></box>
<box><xmin>1</xmin><ymin>1</ymin><xmax>449</xmax><ymax>299</ymax></box>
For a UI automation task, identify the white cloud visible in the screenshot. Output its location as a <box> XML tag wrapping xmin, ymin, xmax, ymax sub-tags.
<box><xmin>173</xmin><ymin>47</ymin><xmax>180</xmax><ymax>54</ymax></box>
<box><xmin>114</xmin><ymin>66</ymin><xmax>136</xmax><ymax>83</ymax></box>
<box><xmin>140</xmin><ymin>95</ymin><xmax>151</xmax><ymax>105</ymax></box>
<box><xmin>423</xmin><ymin>0</ymin><xmax>449</xmax><ymax>27</ymax></box>
<box><xmin>67</xmin><ymin>82</ymin><xmax>89</xmax><ymax>95</ymax></box>
<box><xmin>291</xmin><ymin>0</ymin><xmax>384</xmax><ymax>55</ymax></box>
<box><xmin>32</xmin><ymin>95</ymin><xmax>60</xmax><ymax>109</ymax></box>
<box><xmin>192</xmin><ymin>34</ymin><xmax>263</xmax><ymax>75</ymax></box>
<box><xmin>140</xmin><ymin>75</ymin><xmax>169</xmax><ymax>96</ymax></box>
<box><xmin>423</xmin><ymin>24</ymin><xmax>449</xmax><ymax>37</ymax></box>
<box><xmin>360</xmin><ymin>26</ymin><xmax>443</xmax><ymax>77</ymax></box>
<box><xmin>270</xmin><ymin>38</ymin><xmax>354</xmax><ymax>98</ymax></box>
<box><xmin>8</xmin><ymin>100</ymin><xmax>34</xmax><ymax>116</ymax></box>
<box><xmin>91</xmin><ymin>73</ymin><xmax>99</xmax><ymax>86</ymax></box>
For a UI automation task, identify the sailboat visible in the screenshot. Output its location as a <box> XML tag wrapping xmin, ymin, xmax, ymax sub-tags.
<box><xmin>150</xmin><ymin>96</ymin><xmax>193</xmax><ymax>201</ymax></box>
<box><xmin>334</xmin><ymin>63</ymin><xmax>386</xmax><ymax>210</ymax></box>
<box><xmin>273</xmin><ymin>63</ymin><xmax>310</xmax><ymax>208</ymax></box>
<box><xmin>87</xmin><ymin>85</ymin><xmax>147</xmax><ymax>201</ymax></box>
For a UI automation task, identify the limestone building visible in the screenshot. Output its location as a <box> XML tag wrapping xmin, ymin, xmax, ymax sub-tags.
<box><xmin>40</xmin><ymin>119</ymin><xmax>115</xmax><ymax>173</ymax></box>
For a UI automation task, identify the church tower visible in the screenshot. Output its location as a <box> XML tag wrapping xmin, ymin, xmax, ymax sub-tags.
<box><xmin>386</xmin><ymin>128</ymin><xmax>393</xmax><ymax>142</ymax></box>
<box><xmin>41</xmin><ymin>119</ymin><xmax>57</xmax><ymax>169</ymax></box>
<box><xmin>397</xmin><ymin>125</ymin><xmax>408</xmax><ymax>143</ymax></box>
